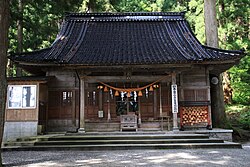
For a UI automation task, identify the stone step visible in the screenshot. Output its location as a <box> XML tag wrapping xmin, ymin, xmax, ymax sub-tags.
<box><xmin>34</xmin><ymin>138</ymin><xmax>224</xmax><ymax>146</ymax></box>
<box><xmin>3</xmin><ymin>142</ymin><xmax>242</xmax><ymax>151</ymax></box>
<box><xmin>3</xmin><ymin>132</ymin><xmax>242</xmax><ymax>151</ymax></box>
<box><xmin>45</xmin><ymin>134</ymin><xmax>209</xmax><ymax>141</ymax></box>
<box><xmin>138</xmin><ymin>128</ymin><xmax>161</xmax><ymax>131</ymax></box>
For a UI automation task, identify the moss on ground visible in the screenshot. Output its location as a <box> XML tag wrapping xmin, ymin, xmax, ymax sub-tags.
<box><xmin>226</xmin><ymin>104</ymin><xmax>250</xmax><ymax>142</ymax></box>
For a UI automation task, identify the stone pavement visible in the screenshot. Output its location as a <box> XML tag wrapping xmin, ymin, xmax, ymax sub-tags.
<box><xmin>2</xmin><ymin>143</ymin><xmax>250</xmax><ymax>167</ymax></box>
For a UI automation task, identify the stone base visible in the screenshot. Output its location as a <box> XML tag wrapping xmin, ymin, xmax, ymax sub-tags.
<box><xmin>3</xmin><ymin>121</ymin><xmax>38</xmax><ymax>142</ymax></box>
<box><xmin>175</xmin><ymin>128</ymin><xmax>233</xmax><ymax>141</ymax></box>
<box><xmin>78</xmin><ymin>128</ymin><xmax>85</xmax><ymax>133</ymax></box>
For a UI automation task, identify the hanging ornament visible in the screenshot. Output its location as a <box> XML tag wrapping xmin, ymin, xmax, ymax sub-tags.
<box><xmin>149</xmin><ymin>85</ymin><xmax>153</xmax><ymax>91</ymax></box>
<box><xmin>134</xmin><ymin>91</ymin><xmax>137</xmax><ymax>102</ymax></box>
<box><xmin>93</xmin><ymin>91</ymin><xmax>96</xmax><ymax>105</ymax></box>
<box><xmin>145</xmin><ymin>88</ymin><xmax>148</xmax><ymax>98</ymax></box>
<box><xmin>121</xmin><ymin>91</ymin><xmax>125</xmax><ymax>101</ymax></box>
<box><xmin>127</xmin><ymin>92</ymin><xmax>131</xmax><ymax>98</ymax></box>
<box><xmin>104</xmin><ymin>86</ymin><xmax>108</xmax><ymax>92</ymax></box>
<box><xmin>110</xmin><ymin>89</ymin><xmax>113</xmax><ymax>99</ymax></box>
<box><xmin>138</xmin><ymin>90</ymin><xmax>143</xmax><ymax>97</ymax></box>
<box><xmin>115</xmin><ymin>90</ymin><xmax>119</xmax><ymax>97</ymax></box>
<box><xmin>87</xmin><ymin>92</ymin><xmax>90</xmax><ymax>98</ymax></box>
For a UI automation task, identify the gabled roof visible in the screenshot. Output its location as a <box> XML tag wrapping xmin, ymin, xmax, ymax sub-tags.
<box><xmin>9</xmin><ymin>12</ymin><xmax>244</xmax><ymax>67</ymax></box>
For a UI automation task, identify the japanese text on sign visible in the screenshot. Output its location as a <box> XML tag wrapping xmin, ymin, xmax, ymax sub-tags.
<box><xmin>171</xmin><ymin>84</ymin><xmax>178</xmax><ymax>113</ymax></box>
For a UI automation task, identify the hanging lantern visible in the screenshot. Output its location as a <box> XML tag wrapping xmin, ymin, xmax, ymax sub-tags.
<box><xmin>153</xmin><ymin>84</ymin><xmax>159</xmax><ymax>88</ymax></box>
<box><xmin>104</xmin><ymin>86</ymin><xmax>108</xmax><ymax>92</ymax></box>
<box><xmin>97</xmin><ymin>85</ymin><xmax>103</xmax><ymax>89</ymax></box>
<box><xmin>115</xmin><ymin>90</ymin><xmax>119</xmax><ymax>96</ymax></box>
<box><xmin>138</xmin><ymin>90</ymin><xmax>143</xmax><ymax>97</ymax></box>
<box><xmin>149</xmin><ymin>85</ymin><xmax>153</xmax><ymax>91</ymax></box>
<box><xmin>127</xmin><ymin>92</ymin><xmax>131</xmax><ymax>98</ymax></box>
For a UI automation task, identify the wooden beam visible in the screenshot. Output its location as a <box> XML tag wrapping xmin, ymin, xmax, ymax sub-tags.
<box><xmin>81</xmin><ymin>75</ymin><xmax>172</xmax><ymax>83</ymax></box>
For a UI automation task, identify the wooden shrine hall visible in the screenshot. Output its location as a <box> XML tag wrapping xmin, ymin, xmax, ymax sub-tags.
<box><xmin>6</xmin><ymin>12</ymin><xmax>245</xmax><ymax>138</ymax></box>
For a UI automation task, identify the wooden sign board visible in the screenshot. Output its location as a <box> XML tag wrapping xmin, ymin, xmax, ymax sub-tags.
<box><xmin>171</xmin><ymin>84</ymin><xmax>178</xmax><ymax>113</ymax></box>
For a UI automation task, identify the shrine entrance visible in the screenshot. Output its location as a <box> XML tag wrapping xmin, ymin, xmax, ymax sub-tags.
<box><xmin>116</xmin><ymin>92</ymin><xmax>138</xmax><ymax>116</ymax></box>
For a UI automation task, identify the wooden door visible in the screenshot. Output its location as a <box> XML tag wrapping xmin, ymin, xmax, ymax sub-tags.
<box><xmin>48</xmin><ymin>90</ymin><xmax>75</xmax><ymax>124</ymax></box>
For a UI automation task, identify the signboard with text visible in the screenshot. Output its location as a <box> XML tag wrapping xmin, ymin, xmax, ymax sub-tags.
<box><xmin>171</xmin><ymin>84</ymin><xmax>178</xmax><ymax>113</ymax></box>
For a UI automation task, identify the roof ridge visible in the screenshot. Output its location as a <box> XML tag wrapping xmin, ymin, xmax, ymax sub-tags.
<box><xmin>65</xmin><ymin>12</ymin><xmax>186</xmax><ymax>18</ymax></box>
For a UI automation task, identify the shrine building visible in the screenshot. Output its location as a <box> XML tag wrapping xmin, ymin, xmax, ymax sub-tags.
<box><xmin>4</xmin><ymin>12</ymin><xmax>245</xmax><ymax>141</ymax></box>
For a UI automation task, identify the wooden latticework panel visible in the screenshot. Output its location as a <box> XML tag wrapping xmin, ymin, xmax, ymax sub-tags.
<box><xmin>181</xmin><ymin>106</ymin><xmax>208</xmax><ymax>126</ymax></box>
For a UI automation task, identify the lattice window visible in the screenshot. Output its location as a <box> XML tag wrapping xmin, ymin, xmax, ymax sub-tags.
<box><xmin>86</xmin><ymin>91</ymin><xmax>99</xmax><ymax>106</ymax></box>
<box><xmin>181</xmin><ymin>106</ymin><xmax>208</xmax><ymax>126</ymax></box>
<box><xmin>183</xmin><ymin>89</ymin><xmax>208</xmax><ymax>101</ymax></box>
<box><xmin>62</xmin><ymin>91</ymin><xmax>73</xmax><ymax>106</ymax></box>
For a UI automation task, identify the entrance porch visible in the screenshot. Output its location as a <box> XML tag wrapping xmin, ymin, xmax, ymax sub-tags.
<box><xmin>82</xmin><ymin>78</ymin><xmax>173</xmax><ymax>132</ymax></box>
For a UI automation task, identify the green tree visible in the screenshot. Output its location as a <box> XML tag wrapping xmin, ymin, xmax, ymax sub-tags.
<box><xmin>8</xmin><ymin>0</ymin><xmax>82</xmax><ymax>76</ymax></box>
<box><xmin>0</xmin><ymin>0</ymin><xmax>10</xmax><ymax>165</ymax></box>
<box><xmin>218</xmin><ymin>0</ymin><xmax>250</xmax><ymax>104</ymax></box>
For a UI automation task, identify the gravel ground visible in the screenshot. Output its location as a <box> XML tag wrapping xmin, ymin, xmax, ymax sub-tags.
<box><xmin>2</xmin><ymin>143</ymin><xmax>250</xmax><ymax>167</ymax></box>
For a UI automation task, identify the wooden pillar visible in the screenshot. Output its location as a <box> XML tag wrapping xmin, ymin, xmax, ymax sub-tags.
<box><xmin>153</xmin><ymin>89</ymin><xmax>157</xmax><ymax>119</ymax></box>
<box><xmin>159</xmin><ymin>83</ymin><xmax>163</xmax><ymax>117</ymax></box>
<box><xmin>98</xmin><ymin>89</ymin><xmax>103</xmax><ymax>111</ymax></box>
<box><xmin>159</xmin><ymin>83</ymin><xmax>163</xmax><ymax>131</ymax></box>
<box><xmin>126</xmin><ymin>97</ymin><xmax>129</xmax><ymax>114</ymax></box>
<box><xmin>206</xmin><ymin>68</ymin><xmax>212</xmax><ymax>128</ymax></box>
<box><xmin>78</xmin><ymin>78</ymin><xmax>85</xmax><ymax>133</ymax></box>
<box><xmin>107</xmin><ymin>93</ymin><xmax>111</xmax><ymax>122</ymax></box>
<box><xmin>172</xmin><ymin>72</ymin><xmax>179</xmax><ymax>131</ymax></box>
<box><xmin>138</xmin><ymin>97</ymin><xmax>141</xmax><ymax>125</ymax></box>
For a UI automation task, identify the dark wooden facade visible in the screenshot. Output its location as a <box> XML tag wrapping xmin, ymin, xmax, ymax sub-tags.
<box><xmin>8</xmin><ymin>12</ymin><xmax>245</xmax><ymax>133</ymax></box>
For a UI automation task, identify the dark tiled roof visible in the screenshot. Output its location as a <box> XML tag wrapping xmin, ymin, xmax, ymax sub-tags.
<box><xmin>9</xmin><ymin>12</ymin><xmax>244</xmax><ymax>66</ymax></box>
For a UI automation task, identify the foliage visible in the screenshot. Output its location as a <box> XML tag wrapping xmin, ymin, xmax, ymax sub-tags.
<box><xmin>217</xmin><ymin>0</ymin><xmax>250</xmax><ymax>105</ymax></box>
<box><xmin>9</xmin><ymin>0</ymin><xmax>82</xmax><ymax>53</ymax></box>
<box><xmin>185</xmin><ymin>0</ymin><xmax>205</xmax><ymax>44</ymax></box>
<box><xmin>226</xmin><ymin>105</ymin><xmax>250</xmax><ymax>130</ymax></box>
<box><xmin>9</xmin><ymin>0</ymin><xmax>84</xmax><ymax>56</ymax></box>
<box><xmin>229</xmin><ymin>55</ymin><xmax>250</xmax><ymax>104</ymax></box>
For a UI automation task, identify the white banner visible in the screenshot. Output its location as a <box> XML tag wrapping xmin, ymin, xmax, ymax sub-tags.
<box><xmin>171</xmin><ymin>84</ymin><xmax>178</xmax><ymax>113</ymax></box>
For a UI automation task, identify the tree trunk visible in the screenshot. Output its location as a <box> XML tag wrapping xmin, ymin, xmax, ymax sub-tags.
<box><xmin>16</xmin><ymin>0</ymin><xmax>23</xmax><ymax>77</ymax></box>
<box><xmin>0</xmin><ymin>0</ymin><xmax>10</xmax><ymax>165</ymax></box>
<box><xmin>223</xmin><ymin>72</ymin><xmax>232</xmax><ymax>104</ymax></box>
<box><xmin>218</xmin><ymin>0</ymin><xmax>233</xmax><ymax>105</ymax></box>
<box><xmin>87</xmin><ymin>0</ymin><xmax>96</xmax><ymax>13</ymax></box>
<box><xmin>204</xmin><ymin>0</ymin><xmax>227</xmax><ymax>127</ymax></box>
<box><xmin>204</xmin><ymin>0</ymin><xmax>218</xmax><ymax>47</ymax></box>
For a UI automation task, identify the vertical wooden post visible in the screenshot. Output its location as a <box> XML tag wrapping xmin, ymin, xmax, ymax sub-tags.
<box><xmin>153</xmin><ymin>89</ymin><xmax>157</xmax><ymax>119</ymax></box>
<box><xmin>138</xmin><ymin>97</ymin><xmax>141</xmax><ymax>126</ymax></box>
<box><xmin>126</xmin><ymin>97</ymin><xmax>129</xmax><ymax>114</ymax></box>
<box><xmin>159</xmin><ymin>83</ymin><xmax>163</xmax><ymax>131</ymax></box>
<box><xmin>107</xmin><ymin>93</ymin><xmax>111</xmax><ymax>122</ymax></box>
<box><xmin>172</xmin><ymin>72</ymin><xmax>179</xmax><ymax>131</ymax></box>
<box><xmin>78</xmin><ymin>78</ymin><xmax>85</xmax><ymax>133</ymax></box>
<box><xmin>98</xmin><ymin>89</ymin><xmax>103</xmax><ymax>111</ymax></box>
<box><xmin>206</xmin><ymin>67</ymin><xmax>212</xmax><ymax>128</ymax></box>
